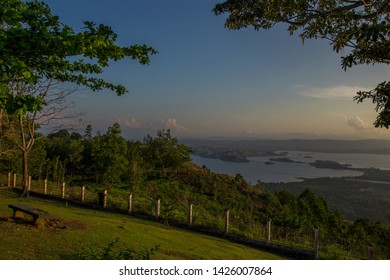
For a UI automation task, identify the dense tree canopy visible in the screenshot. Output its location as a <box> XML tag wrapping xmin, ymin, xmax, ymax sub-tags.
<box><xmin>214</xmin><ymin>0</ymin><xmax>390</xmax><ymax>127</ymax></box>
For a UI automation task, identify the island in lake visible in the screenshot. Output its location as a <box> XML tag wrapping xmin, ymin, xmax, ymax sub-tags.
<box><xmin>269</xmin><ymin>157</ymin><xmax>305</xmax><ymax>164</ymax></box>
<box><xmin>309</xmin><ymin>160</ymin><xmax>353</xmax><ymax>170</ymax></box>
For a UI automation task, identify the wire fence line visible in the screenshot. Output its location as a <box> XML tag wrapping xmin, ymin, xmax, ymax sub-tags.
<box><xmin>1</xmin><ymin>172</ymin><xmax>388</xmax><ymax>259</ymax></box>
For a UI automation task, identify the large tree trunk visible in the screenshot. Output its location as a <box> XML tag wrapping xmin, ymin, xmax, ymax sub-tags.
<box><xmin>18</xmin><ymin>114</ymin><xmax>34</xmax><ymax>197</ymax></box>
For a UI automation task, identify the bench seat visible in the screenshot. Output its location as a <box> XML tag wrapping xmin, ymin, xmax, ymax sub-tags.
<box><xmin>8</xmin><ymin>204</ymin><xmax>48</xmax><ymax>222</ymax></box>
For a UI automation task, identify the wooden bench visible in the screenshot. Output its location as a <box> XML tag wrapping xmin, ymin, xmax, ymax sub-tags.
<box><xmin>8</xmin><ymin>204</ymin><xmax>48</xmax><ymax>223</ymax></box>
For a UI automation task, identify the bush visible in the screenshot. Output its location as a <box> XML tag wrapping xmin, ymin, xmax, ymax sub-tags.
<box><xmin>70</xmin><ymin>238</ymin><xmax>159</xmax><ymax>260</ymax></box>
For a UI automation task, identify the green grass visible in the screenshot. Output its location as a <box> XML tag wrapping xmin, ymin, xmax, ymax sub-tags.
<box><xmin>0</xmin><ymin>189</ymin><xmax>284</xmax><ymax>260</ymax></box>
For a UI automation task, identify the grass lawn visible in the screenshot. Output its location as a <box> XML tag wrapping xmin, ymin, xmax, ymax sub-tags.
<box><xmin>0</xmin><ymin>189</ymin><xmax>284</xmax><ymax>260</ymax></box>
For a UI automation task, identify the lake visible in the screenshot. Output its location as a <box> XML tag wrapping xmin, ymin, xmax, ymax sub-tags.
<box><xmin>191</xmin><ymin>151</ymin><xmax>390</xmax><ymax>184</ymax></box>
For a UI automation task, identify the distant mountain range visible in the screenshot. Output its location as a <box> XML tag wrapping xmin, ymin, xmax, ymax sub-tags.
<box><xmin>182</xmin><ymin>138</ymin><xmax>390</xmax><ymax>156</ymax></box>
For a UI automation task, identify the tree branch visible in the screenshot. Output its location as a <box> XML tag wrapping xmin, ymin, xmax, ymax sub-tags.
<box><xmin>361</xmin><ymin>0</ymin><xmax>390</xmax><ymax>19</ymax></box>
<box><xmin>285</xmin><ymin>2</ymin><xmax>365</xmax><ymax>26</ymax></box>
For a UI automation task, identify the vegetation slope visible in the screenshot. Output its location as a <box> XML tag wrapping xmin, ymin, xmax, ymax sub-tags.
<box><xmin>1</xmin><ymin>124</ymin><xmax>390</xmax><ymax>259</ymax></box>
<box><xmin>0</xmin><ymin>189</ymin><xmax>284</xmax><ymax>260</ymax></box>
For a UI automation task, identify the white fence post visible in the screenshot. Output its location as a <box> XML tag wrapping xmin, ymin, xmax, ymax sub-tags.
<box><xmin>81</xmin><ymin>186</ymin><xmax>85</xmax><ymax>203</ymax></box>
<box><xmin>188</xmin><ymin>203</ymin><xmax>193</xmax><ymax>226</ymax></box>
<box><xmin>13</xmin><ymin>174</ymin><xmax>17</xmax><ymax>188</ymax></box>
<box><xmin>103</xmin><ymin>190</ymin><xmax>108</xmax><ymax>208</ymax></box>
<box><xmin>61</xmin><ymin>181</ymin><xmax>65</xmax><ymax>199</ymax></box>
<box><xmin>155</xmin><ymin>199</ymin><xmax>161</xmax><ymax>220</ymax></box>
<box><xmin>224</xmin><ymin>209</ymin><xmax>230</xmax><ymax>235</ymax></box>
<box><xmin>44</xmin><ymin>179</ymin><xmax>48</xmax><ymax>194</ymax></box>
<box><xmin>27</xmin><ymin>176</ymin><xmax>31</xmax><ymax>192</ymax></box>
<box><xmin>128</xmin><ymin>194</ymin><xmax>133</xmax><ymax>213</ymax></box>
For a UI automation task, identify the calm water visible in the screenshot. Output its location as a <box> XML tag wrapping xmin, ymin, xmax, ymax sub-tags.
<box><xmin>191</xmin><ymin>151</ymin><xmax>390</xmax><ymax>184</ymax></box>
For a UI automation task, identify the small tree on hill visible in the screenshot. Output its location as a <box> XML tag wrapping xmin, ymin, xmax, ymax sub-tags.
<box><xmin>142</xmin><ymin>129</ymin><xmax>191</xmax><ymax>177</ymax></box>
<box><xmin>92</xmin><ymin>123</ymin><xmax>128</xmax><ymax>188</ymax></box>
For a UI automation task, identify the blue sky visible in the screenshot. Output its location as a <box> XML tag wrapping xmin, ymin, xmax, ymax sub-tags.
<box><xmin>43</xmin><ymin>0</ymin><xmax>390</xmax><ymax>140</ymax></box>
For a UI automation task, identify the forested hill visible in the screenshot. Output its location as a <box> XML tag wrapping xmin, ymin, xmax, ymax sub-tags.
<box><xmin>183</xmin><ymin>138</ymin><xmax>390</xmax><ymax>156</ymax></box>
<box><xmin>1</xmin><ymin>124</ymin><xmax>390</xmax><ymax>259</ymax></box>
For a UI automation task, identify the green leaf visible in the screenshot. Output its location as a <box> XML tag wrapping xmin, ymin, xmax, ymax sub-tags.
<box><xmin>22</xmin><ymin>71</ymin><xmax>32</xmax><ymax>79</ymax></box>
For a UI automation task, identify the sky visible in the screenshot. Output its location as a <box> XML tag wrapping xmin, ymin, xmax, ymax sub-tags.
<box><xmin>42</xmin><ymin>0</ymin><xmax>390</xmax><ymax>140</ymax></box>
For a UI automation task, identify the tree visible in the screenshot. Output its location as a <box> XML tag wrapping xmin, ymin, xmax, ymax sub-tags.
<box><xmin>68</xmin><ymin>138</ymin><xmax>84</xmax><ymax>181</ymax></box>
<box><xmin>46</xmin><ymin>129</ymin><xmax>71</xmax><ymax>161</ymax></box>
<box><xmin>0</xmin><ymin>0</ymin><xmax>156</xmax><ymax>195</ymax></box>
<box><xmin>0</xmin><ymin>116</ymin><xmax>20</xmax><ymax>173</ymax></box>
<box><xmin>213</xmin><ymin>0</ymin><xmax>389</xmax><ymax>126</ymax></box>
<box><xmin>0</xmin><ymin>106</ymin><xmax>19</xmax><ymax>169</ymax></box>
<box><xmin>354</xmin><ymin>81</ymin><xmax>390</xmax><ymax>128</ymax></box>
<box><xmin>1</xmin><ymin>0</ymin><xmax>156</xmax><ymax>100</ymax></box>
<box><xmin>142</xmin><ymin>129</ymin><xmax>191</xmax><ymax>177</ymax></box>
<box><xmin>127</xmin><ymin>141</ymin><xmax>146</xmax><ymax>195</ymax></box>
<box><xmin>92</xmin><ymin>123</ymin><xmax>128</xmax><ymax>188</ymax></box>
<box><xmin>80</xmin><ymin>125</ymin><xmax>95</xmax><ymax>180</ymax></box>
<box><xmin>5</xmin><ymin>79</ymin><xmax>71</xmax><ymax>195</ymax></box>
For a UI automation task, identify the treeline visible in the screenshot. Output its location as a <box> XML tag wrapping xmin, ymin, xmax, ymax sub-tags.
<box><xmin>0</xmin><ymin>123</ymin><xmax>191</xmax><ymax>190</ymax></box>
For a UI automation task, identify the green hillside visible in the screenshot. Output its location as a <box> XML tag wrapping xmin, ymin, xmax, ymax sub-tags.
<box><xmin>0</xmin><ymin>189</ymin><xmax>283</xmax><ymax>260</ymax></box>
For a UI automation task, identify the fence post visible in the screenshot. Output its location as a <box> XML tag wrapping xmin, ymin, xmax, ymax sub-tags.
<box><xmin>224</xmin><ymin>209</ymin><xmax>230</xmax><ymax>235</ymax></box>
<box><xmin>81</xmin><ymin>186</ymin><xmax>85</xmax><ymax>203</ymax></box>
<box><xmin>103</xmin><ymin>190</ymin><xmax>108</xmax><ymax>208</ymax></box>
<box><xmin>266</xmin><ymin>219</ymin><xmax>272</xmax><ymax>244</ymax></box>
<box><xmin>7</xmin><ymin>173</ymin><xmax>11</xmax><ymax>187</ymax></box>
<box><xmin>314</xmin><ymin>227</ymin><xmax>319</xmax><ymax>259</ymax></box>
<box><xmin>27</xmin><ymin>176</ymin><xmax>31</xmax><ymax>192</ymax></box>
<box><xmin>188</xmin><ymin>203</ymin><xmax>193</xmax><ymax>226</ymax></box>
<box><xmin>128</xmin><ymin>194</ymin><xmax>133</xmax><ymax>214</ymax></box>
<box><xmin>44</xmin><ymin>179</ymin><xmax>48</xmax><ymax>195</ymax></box>
<box><xmin>13</xmin><ymin>173</ymin><xmax>17</xmax><ymax>188</ymax></box>
<box><xmin>61</xmin><ymin>181</ymin><xmax>65</xmax><ymax>199</ymax></box>
<box><xmin>367</xmin><ymin>242</ymin><xmax>374</xmax><ymax>260</ymax></box>
<box><xmin>155</xmin><ymin>199</ymin><xmax>160</xmax><ymax>220</ymax></box>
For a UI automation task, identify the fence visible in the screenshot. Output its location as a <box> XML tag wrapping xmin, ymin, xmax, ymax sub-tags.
<box><xmin>2</xmin><ymin>172</ymin><xmax>387</xmax><ymax>259</ymax></box>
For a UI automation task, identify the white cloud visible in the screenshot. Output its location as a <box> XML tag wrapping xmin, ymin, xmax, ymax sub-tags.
<box><xmin>161</xmin><ymin>118</ymin><xmax>186</xmax><ymax>131</ymax></box>
<box><xmin>345</xmin><ymin>116</ymin><xmax>390</xmax><ymax>137</ymax></box>
<box><xmin>347</xmin><ymin>116</ymin><xmax>373</xmax><ymax>133</ymax></box>
<box><xmin>298</xmin><ymin>85</ymin><xmax>371</xmax><ymax>100</ymax></box>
